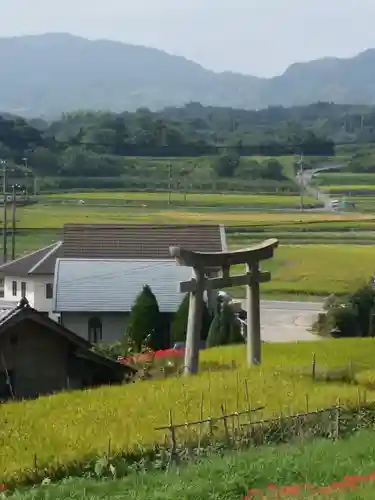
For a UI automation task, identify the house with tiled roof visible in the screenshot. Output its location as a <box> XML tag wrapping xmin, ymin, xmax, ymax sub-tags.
<box><xmin>0</xmin><ymin>224</ymin><xmax>227</xmax><ymax>342</ymax></box>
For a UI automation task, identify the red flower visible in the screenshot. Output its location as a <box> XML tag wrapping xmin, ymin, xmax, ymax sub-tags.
<box><xmin>0</xmin><ymin>484</ymin><xmax>7</xmax><ymax>491</ymax></box>
<box><xmin>278</xmin><ymin>485</ymin><xmax>302</xmax><ymax>496</ymax></box>
<box><xmin>331</xmin><ymin>481</ymin><xmax>354</xmax><ymax>490</ymax></box>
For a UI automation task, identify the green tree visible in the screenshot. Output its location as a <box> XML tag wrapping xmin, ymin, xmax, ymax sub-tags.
<box><xmin>170</xmin><ymin>293</ymin><xmax>212</xmax><ymax>345</ymax></box>
<box><xmin>214</xmin><ymin>152</ymin><xmax>240</xmax><ymax>177</ymax></box>
<box><xmin>126</xmin><ymin>285</ymin><xmax>162</xmax><ymax>351</ymax></box>
<box><xmin>206</xmin><ymin>302</ymin><xmax>244</xmax><ymax>347</ymax></box>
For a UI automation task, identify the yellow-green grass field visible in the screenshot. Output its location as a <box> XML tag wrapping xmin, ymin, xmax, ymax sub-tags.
<box><xmin>228</xmin><ymin>244</ymin><xmax>375</xmax><ymax>299</ymax></box>
<box><xmin>2</xmin><ymin>339</ymin><xmax>375</xmax><ymax>485</ymax></box>
<box><xmin>315</xmin><ymin>172</ymin><xmax>375</xmax><ymax>186</ymax></box>
<box><xmin>43</xmin><ymin>192</ymin><xmax>317</xmax><ymax>208</ymax></box>
<box><xmin>324</xmin><ymin>185</ymin><xmax>375</xmax><ymax>194</ymax></box>
<box><xmin>7</xmin><ymin>204</ymin><xmax>374</xmax><ymax>228</ymax></box>
<box><xmin>255</xmin><ymin>244</ymin><xmax>375</xmax><ymax>297</ymax></box>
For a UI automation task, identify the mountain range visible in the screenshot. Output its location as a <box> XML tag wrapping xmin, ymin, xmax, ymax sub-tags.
<box><xmin>2</xmin><ymin>33</ymin><xmax>375</xmax><ymax>117</ymax></box>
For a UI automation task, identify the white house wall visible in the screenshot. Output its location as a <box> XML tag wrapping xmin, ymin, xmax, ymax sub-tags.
<box><xmin>3</xmin><ymin>275</ymin><xmax>59</xmax><ymax>321</ymax></box>
<box><xmin>4</xmin><ymin>276</ymin><xmax>36</xmax><ymax>306</ymax></box>
<box><xmin>61</xmin><ymin>312</ymin><xmax>130</xmax><ymax>343</ymax></box>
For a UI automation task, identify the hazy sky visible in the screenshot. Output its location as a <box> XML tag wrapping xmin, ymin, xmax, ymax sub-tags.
<box><xmin>2</xmin><ymin>0</ymin><xmax>375</xmax><ymax>77</ymax></box>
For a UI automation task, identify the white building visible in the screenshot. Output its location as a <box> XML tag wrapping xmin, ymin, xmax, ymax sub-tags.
<box><xmin>0</xmin><ymin>224</ymin><xmax>227</xmax><ymax>338</ymax></box>
<box><xmin>0</xmin><ymin>242</ymin><xmax>63</xmax><ymax>320</ymax></box>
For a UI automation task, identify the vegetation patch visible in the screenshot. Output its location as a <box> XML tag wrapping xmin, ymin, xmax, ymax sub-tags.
<box><xmin>2</xmin><ymin>339</ymin><xmax>375</xmax><ymax>485</ymax></box>
<box><xmin>228</xmin><ymin>244</ymin><xmax>375</xmax><ymax>298</ymax></box>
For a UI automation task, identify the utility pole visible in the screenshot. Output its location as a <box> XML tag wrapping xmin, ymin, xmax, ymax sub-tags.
<box><xmin>22</xmin><ymin>157</ymin><xmax>36</xmax><ymax>197</ymax></box>
<box><xmin>11</xmin><ymin>184</ymin><xmax>19</xmax><ymax>261</ymax></box>
<box><xmin>168</xmin><ymin>163</ymin><xmax>172</xmax><ymax>205</ymax></box>
<box><xmin>299</xmin><ymin>152</ymin><xmax>304</xmax><ymax>211</ymax></box>
<box><xmin>160</xmin><ymin>120</ymin><xmax>172</xmax><ymax>205</ymax></box>
<box><xmin>1</xmin><ymin>160</ymin><xmax>7</xmax><ymax>263</ymax></box>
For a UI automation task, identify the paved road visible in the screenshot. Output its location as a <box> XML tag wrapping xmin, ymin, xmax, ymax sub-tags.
<box><xmin>241</xmin><ymin>299</ymin><xmax>323</xmax><ymax>343</ymax></box>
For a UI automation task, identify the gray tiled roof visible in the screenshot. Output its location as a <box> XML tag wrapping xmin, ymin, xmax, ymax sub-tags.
<box><xmin>53</xmin><ymin>258</ymin><xmax>193</xmax><ymax>313</ymax></box>
<box><xmin>0</xmin><ymin>242</ymin><xmax>62</xmax><ymax>277</ymax></box>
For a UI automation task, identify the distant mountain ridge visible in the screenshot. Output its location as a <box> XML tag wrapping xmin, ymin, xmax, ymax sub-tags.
<box><xmin>1</xmin><ymin>33</ymin><xmax>375</xmax><ymax>117</ymax></box>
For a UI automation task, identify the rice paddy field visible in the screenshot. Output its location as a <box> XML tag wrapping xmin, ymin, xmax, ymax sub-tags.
<box><xmin>42</xmin><ymin>191</ymin><xmax>316</xmax><ymax>208</ymax></box>
<box><xmin>230</xmin><ymin>244</ymin><xmax>375</xmax><ymax>298</ymax></box>
<box><xmin>6</xmin><ymin>202</ymin><xmax>374</xmax><ymax>229</ymax></box>
<box><xmin>314</xmin><ymin>172</ymin><xmax>375</xmax><ymax>212</ymax></box>
<box><xmin>2</xmin><ymin>338</ymin><xmax>375</xmax><ymax>487</ymax></box>
<box><xmin>6</xmin><ymin>202</ymin><xmax>375</xmax><ymax>300</ymax></box>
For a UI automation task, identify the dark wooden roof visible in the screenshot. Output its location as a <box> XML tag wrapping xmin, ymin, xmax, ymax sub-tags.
<box><xmin>62</xmin><ymin>224</ymin><xmax>225</xmax><ymax>259</ymax></box>
<box><xmin>0</xmin><ymin>224</ymin><xmax>226</xmax><ymax>276</ymax></box>
<box><xmin>0</xmin><ymin>302</ymin><xmax>136</xmax><ymax>374</ymax></box>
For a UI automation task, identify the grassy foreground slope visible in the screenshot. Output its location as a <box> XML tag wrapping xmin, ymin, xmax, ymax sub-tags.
<box><xmin>3</xmin><ymin>339</ymin><xmax>375</xmax><ymax>485</ymax></box>
<box><xmin>9</xmin><ymin>430</ymin><xmax>375</xmax><ymax>499</ymax></box>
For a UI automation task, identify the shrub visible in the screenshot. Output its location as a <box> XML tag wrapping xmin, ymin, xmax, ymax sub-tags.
<box><xmin>317</xmin><ymin>285</ymin><xmax>375</xmax><ymax>338</ymax></box>
<box><xmin>91</xmin><ymin>341</ymin><xmax>127</xmax><ymax>360</ymax></box>
<box><xmin>325</xmin><ymin>305</ymin><xmax>360</xmax><ymax>338</ymax></box>
<box><xmin>206</xmin><ymin>309</ymin><xmax>224</xmax><ymax>347</ymax></box>
<box><xmin>348</xmin><ymin>285</ymin><xmax>375</xmax><ymax>337</ymax></box>
<box><xmin>126</xmin><ymin>285</ymin><xmax>163</xmax><ymax>351</ymax></box>
<box><xmin>207</xmin><ymin>302</ymin><xmax>244</xmax><ymax>347</ymax></box>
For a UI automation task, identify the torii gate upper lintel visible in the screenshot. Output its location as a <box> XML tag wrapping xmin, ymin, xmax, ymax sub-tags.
<box><xmin>169</xmin><ymin>238</ymin><xmax>279</xmax><ymax>376</ymax></box>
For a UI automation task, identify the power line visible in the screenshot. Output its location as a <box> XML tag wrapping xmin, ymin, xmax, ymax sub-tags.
<box><xmin>54</xmin><ymin>260</ymin><xmax>186</xmax><ymax>288</ymax></box>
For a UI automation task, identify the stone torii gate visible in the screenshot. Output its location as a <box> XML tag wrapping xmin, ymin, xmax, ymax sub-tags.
<box><xmin>170</xmin><ymin>238</ymin><xmax>279</xmax><ymax>375</ymax></box>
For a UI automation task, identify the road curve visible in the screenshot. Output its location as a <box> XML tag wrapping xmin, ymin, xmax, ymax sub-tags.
<box><xmin>241</xmin><ymin>299</ymin><xmax>323</xmax><ymax>343</ymax></box>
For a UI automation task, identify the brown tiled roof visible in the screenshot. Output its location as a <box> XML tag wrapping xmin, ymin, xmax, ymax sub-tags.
<box><xmin>0</xmin><ymin>224</ymin><xmax>226</xmax><ymax>277</ymax></box>
<box><xmin>62</xmin><ymin>224</ymin><xmax>225</xmax><ymax>259</ymax></box>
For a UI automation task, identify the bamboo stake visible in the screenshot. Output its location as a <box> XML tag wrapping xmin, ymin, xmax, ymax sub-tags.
<box><xmin>221</xmin><ymin>404</ymin><xmax>230</xmax><ymax>444</ymax></box>
<box><xmin>312</xmin><ymin>353</ymin><xmax>316</xmax><ymax>380</ymax></box>
<box><xmin>167</xmin><ymin>409</ymin><xmax>177</xmax><ymax>469</ymax></box>
<box><xmin>197</xmin><ymin>392</ymin><xmax>204</xmax><ymax>456</ymax></box>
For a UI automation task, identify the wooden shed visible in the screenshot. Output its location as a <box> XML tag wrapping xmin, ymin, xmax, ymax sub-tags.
<box><xmin>0</xmin><ymin>300</ymin><xmax>136</xmax><ymax>401</ymax></box>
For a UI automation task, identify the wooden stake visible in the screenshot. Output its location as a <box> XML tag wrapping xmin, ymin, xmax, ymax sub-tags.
<box><xmin>197</xmin><ymin>392</ymin><xmax>204</xmax><ymax>456</ymax></box>
<box><xmin>312</xmin><ymin>353</ymin><xmax>316</xmax><ymax>380</ymax></box>
<box><xmin>244</xmin><ymin>379</ymin><xmax>252</xmax><ymax>426</ymax></box>
<box><xmin>335</xmin><ymin>400</ymin><xmax>340</xmax><ymax>440</ymax></box>
<box><xmin>168</xmin><ymin>409</ymin><xmax>177</xmax><ymax>468</ymax></box>
<box><xmin>221</xmin><ymin>404</ymin><xmax>230</xmax><ymax>443</ymax></box>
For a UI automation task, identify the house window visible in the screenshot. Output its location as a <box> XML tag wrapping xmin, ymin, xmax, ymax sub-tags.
<box><xmin>88</xmin><ymin>317</ymin><xmax>102</xmax><ymax>343</ymax></box>
<box><xmin>12</xmin><ymin>281</ymin><xmax>17</xmax><ymax>297</ymax></box>
<box><xmin>21</xmin><ymin>281</ymin><xmax>27</xmax><ymax>297</ymax></box>
<box><xmin>46</xmin><ymin>283</ymin><xmax>53</xmax><ymax>299</ymax></box>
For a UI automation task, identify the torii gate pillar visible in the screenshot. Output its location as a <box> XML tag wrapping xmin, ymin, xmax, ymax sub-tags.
<box><xmin>170</xmin><ymin>238</ymin><xmax>279</xmax><ymax>375</ymax></box>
